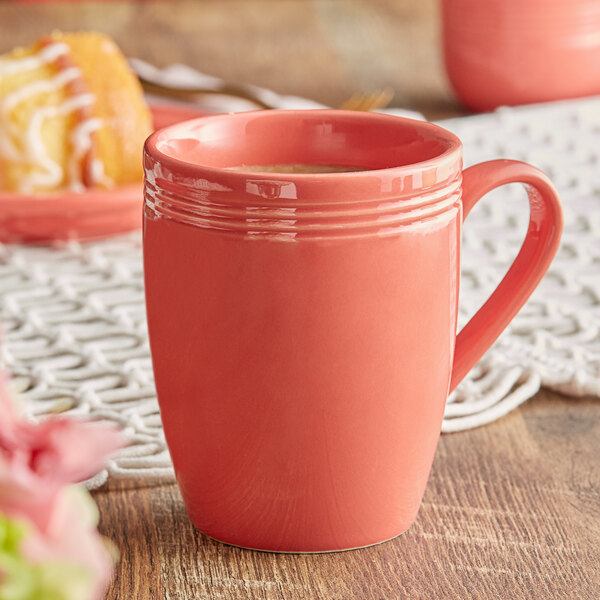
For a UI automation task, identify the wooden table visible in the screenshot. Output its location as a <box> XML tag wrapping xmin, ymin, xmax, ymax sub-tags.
<box><xmin>1</xmin><ymin>2</ymin><xmax>599</xmax><ymax>598</ymax></box>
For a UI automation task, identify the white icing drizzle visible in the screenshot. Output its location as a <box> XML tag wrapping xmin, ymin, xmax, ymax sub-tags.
<box><xmin>68</xmin><ymin>117</ymin><xmax>102</xmax><ymax>192</ymax></box>
<box><xmin>0</xmin><ymin>42</ymin><xmax>68</xmax><ymax>76</ymax></box>
<box><xmin>0</xmin><ymin>42</ymin><xmax>109</xmax><ymax>192</ymax></box>
<box><xmin>0</xmin><ymin>67</ymin><xmax>82</xmax><ymax>161</ymax></box>
<box><xmin>3</xmin><ymin>67</ymin><xmax>81</xmax><ymax>113</ymax></box>
<box><xmin>22</xmin><ymin>93</ymin><xmax>96</xmax><ymax>191</ymax></box>
<box><xmin>90</xmin><ymin>158</ymin><xmax>114</xmax><ymax>189</ymax></box>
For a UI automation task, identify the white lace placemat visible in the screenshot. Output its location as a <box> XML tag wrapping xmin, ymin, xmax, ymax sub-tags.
<box><xmin>1</xmin><ymin>96</ymin><xmax>598</xmax><ymax>487</ymax></box>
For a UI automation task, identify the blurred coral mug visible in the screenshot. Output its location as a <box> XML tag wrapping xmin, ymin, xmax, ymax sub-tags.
<box><xmin>442</xmin><ymin>0</ymin><xmax>600</xmax><ymax>110</ymax></box>
<box><xmin>143</xmin><ymin>110</ymin><xmax>562</xmax><ymax>552</ymax></box>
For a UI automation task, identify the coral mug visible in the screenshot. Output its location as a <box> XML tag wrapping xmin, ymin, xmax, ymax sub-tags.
<box><xmin>442</xmin><ymin>0</ymin><xmax>600</xmax><ymax>110</ymax></box>
<box><xmin>143</xmin><ymin>110</ymin><xmax>562</xmax><ymax>552</ymax></box>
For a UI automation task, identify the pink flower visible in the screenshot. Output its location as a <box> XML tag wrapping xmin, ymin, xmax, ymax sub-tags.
<box><xmin>0</xmin><ymin>371</ymin><xmax>124</xmax><ymax>530</ymax></box>
<box><xmin>0</xmin><ymin>369</ymin><xmax>125</xmax><ymax>600</ymax></box>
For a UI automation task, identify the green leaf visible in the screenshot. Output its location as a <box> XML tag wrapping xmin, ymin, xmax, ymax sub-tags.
<box><xmin>0</xmin><ymin>512</ymin><xmax>95</xmax><ymax>600</ymax></box>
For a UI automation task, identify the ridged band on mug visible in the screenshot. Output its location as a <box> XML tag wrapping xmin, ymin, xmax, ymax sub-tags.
<box><xmin>144</xmin><ymin>169</ymin><xmax>463</xmax><ymax>240</ymax></box>
<box><xmin>144</xmin><ymin>146</ymin><xmax>462</xmax><ymax>238</ymax></box>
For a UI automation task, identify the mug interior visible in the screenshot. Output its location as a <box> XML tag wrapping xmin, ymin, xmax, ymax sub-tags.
<box><xmin>152</xmin><ymin>110</ymin><xmax>458</xmax><ymax>174</ymax></box>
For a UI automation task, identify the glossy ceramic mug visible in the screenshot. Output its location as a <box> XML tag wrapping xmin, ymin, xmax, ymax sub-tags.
<box><xmin>442</xmin><ymin>0</ymin><xmax>600</xmax><ymax>110</ymax></box>
<box><xmin>143</xmin><ymin>110</ymin><xmax>562</xmax><ymax>552</ymax></box>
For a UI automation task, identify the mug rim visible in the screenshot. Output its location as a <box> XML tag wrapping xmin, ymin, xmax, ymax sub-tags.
<box><xmin>144</xmin><ymin>109</ymin><xmax>463</xmax><ymax>184</ymax></box>
<box><xmin>143</xmin><ymin>109</ymin><xmax>464</xmax><ymax>240</ymax></box>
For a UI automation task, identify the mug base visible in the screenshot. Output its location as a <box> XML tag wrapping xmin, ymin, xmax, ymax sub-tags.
<box><xmin>194</xmin><ymin>526</ymin><xmax>411</xmax><ymax>554</ymax></box>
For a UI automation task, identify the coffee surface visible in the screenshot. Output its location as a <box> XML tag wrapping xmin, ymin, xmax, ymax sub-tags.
<box><xmin>229</xmin><ymin>164</ymin><xmax>363</xmax><ymax>174</ymax></box>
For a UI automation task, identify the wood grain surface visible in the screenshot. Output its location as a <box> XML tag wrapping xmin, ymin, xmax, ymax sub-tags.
<box><xmin>1</xmin><ymin>1</ymin><xmax>598</xmax><ymax>598</ymax></box>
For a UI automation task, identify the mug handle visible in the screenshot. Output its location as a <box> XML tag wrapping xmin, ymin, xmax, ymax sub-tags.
<box><xmin>450</xmin><ymin>159</ymin><xmax>563</xmax><ymax>392</ymax></box>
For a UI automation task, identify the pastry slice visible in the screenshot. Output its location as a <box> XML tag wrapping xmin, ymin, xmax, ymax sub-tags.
<box><xmin>0</xmin><ymin>32</ymin><xmax>152</xmax><ymax>193</ymax></box>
